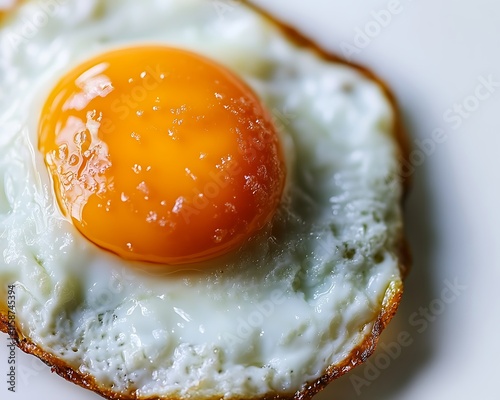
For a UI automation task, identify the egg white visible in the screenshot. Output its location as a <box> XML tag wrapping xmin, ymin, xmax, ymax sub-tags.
<box><xmin>0</xmin><ymin>0</ymin><xmax>403</xmax><ymax>398</ymax></box>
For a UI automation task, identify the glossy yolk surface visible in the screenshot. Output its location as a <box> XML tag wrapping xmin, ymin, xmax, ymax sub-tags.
<box><xmin>38</xmin><ymin>46</ymin><xmax>285</xmax><ymax>265</ymax></box>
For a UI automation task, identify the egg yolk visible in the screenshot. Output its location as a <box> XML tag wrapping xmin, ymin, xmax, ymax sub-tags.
<box><xmin>39</xmin><ymin>46</ymin><xmax>285</xmax><ymax>265</ymax></box>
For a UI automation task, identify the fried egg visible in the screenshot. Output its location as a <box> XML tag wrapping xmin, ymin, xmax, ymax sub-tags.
<box><xmin>0</xmin><ymin>0</ymin><xmax>407</xmax><ymax>399</ymax></box>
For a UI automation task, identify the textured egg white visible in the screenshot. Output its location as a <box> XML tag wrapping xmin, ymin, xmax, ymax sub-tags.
<box><xmin>0</xmin><ymin>0</ymin><xmax>403</xmax><ymax>398</ymax></box>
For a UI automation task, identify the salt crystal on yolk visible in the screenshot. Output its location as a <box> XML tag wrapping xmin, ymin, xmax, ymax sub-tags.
<box><xmin>38</xmin><ymin>46</ymin><xmax>286</xmax><ymax>265</ymax></box>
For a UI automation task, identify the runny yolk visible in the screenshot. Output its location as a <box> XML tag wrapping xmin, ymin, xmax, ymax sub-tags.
<box><xmin>38</xmin><ymin>46</ymin><xmax>286</xmax><ymax>265</ymax></box>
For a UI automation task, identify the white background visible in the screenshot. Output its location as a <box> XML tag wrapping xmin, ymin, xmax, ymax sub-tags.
<box><xmin>1</xmin><ymin>0</ymin><xmax>499</xmax><ymax>399</ymax></box>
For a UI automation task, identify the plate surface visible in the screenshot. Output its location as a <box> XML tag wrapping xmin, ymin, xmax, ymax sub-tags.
<box><xmin>1</xmin><ymin>0</ymin><xmax>499</xmax><ymax>399</ymax></box>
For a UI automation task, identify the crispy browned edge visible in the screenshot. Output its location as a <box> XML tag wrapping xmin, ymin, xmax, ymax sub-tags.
<box><xmin>0</xmin><ymin>1</ymin><xmax>412</xmax><ymax>399</ymax></box>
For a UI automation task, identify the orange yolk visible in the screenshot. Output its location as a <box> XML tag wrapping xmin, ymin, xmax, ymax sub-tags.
<box><xmin>38</xmin><ymin>46</ymin><xmax>286</xmax><ymax>265</ymax></box>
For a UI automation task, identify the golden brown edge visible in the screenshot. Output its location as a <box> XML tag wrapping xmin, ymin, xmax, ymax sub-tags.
<box><xmin>0</xmin><ymin>1</ymin><xmax>412</xmax><ymax>399</ymax></box>
<box><xmin>0</xmin><ymin>276</ymin><xmax>407</xmax><ymax>400</ymax></box>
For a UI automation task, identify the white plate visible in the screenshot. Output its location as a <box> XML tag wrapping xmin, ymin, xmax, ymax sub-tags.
<box><xmin>2</xmin><ymin>0</ymin><xmax>499</xmax><ymax>399</ymax></box>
